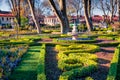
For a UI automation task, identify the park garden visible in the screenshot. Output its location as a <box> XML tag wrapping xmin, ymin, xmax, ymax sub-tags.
<box><xmin>0</xmin><ymin>26</ymin><xmax>119</xmax><ymax>80</ymax></box>
<box><xmin>0</xmin><ymin>0</ymin><xmax>120</xmax><ymax>80</ymax></box>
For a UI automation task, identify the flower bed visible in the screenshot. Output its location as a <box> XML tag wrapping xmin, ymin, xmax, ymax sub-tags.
<box><xmin>55</xmin><ymin>44</ymin><xmax>98</xmax><ymax>80</ymax></box>
<box><xmin>9</xmin><ymin>45</ymin><xmax>42</xmax><ymax>80</ymax></box>
<box><xmin>0</xmin><ymin>45</ymin><xmax>28</xmax><ymax>79</ymax></box>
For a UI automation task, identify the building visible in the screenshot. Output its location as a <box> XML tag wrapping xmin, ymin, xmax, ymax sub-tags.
<box><xmin>44</xmin><ymin>16</ymin><xmax>59</xmax><ymax>26</ymax></box>
<box><xmin>0</xmin><ymin>10</ymin><xmax>15</xmax><ymax>29</ymax></box>
<box><xmin>44</xmin><ymin>15</ymin><xmax>119</xmax><ymax>28</ymax></box>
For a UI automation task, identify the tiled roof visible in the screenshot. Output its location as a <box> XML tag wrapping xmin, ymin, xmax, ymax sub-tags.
<box><xmin>0</xmin><ymin>10</ymin><xmax>14</xmax><ymax>17</ymax></box>
<box><xmin>0</xmin><ymin>13</ymin><xmax>14</xmax><ymax>17</ymax></box>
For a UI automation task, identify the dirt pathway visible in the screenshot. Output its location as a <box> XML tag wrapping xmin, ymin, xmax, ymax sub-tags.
<box><xmin>89</xmin><ymin>39</ymin><xmax>116</xmax><ymax>80</ymax></box>
<box><xmin>45</xmin><ymin>46</ymin><xmax>62</xmax><ymax>80</ymax></box>
<box><xmin>42</xmin><ymin>38</ymin><xmax>116</xmax><ymax>80</ymax></box>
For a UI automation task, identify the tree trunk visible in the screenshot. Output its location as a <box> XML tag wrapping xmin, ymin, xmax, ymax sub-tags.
<box><xmin>49</xmin><ymin>0</ymin><xmax>69</xmax><ymax>34</ymax></box>
<box><xmin>83</xmin><ymin>0</ymin><xmax>93</xmax><ymax>32</ymax></box>
<box><xmin>118</xmin><ymin>0</ymin><xmax>120</xmax><ymax>21</ymax></box>
<box><xmin>27</xmin><ymin>0</ymin><xmax>41</xmax><ymax>34</ymax></box>
<box><xmin>110</xmin><ymin>13</ymin><xmax>113</xmax><ymax>23</ymax></box>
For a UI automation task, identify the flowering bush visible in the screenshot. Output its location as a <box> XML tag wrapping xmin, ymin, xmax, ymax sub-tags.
<box><xmin>0</xmin><ymin>45</ymin><xmax>28</xmax><ymax>79</ymax></box>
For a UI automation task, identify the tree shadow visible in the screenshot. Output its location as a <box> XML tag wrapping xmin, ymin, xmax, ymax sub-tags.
<box><xmin>100</xmin><ymin>48</ymin><xmax>114</xmax><ymax>53</ymax></box>
<box><xmin>98</xmin><ymin>58</ymin><xmax>110</xmax><ymax>64</ymax></box>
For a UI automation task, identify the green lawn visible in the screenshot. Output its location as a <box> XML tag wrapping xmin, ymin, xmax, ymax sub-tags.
<box><xmin>9</xmin><ymin>45</ymin><xmax>41</xmax><ymax>80</ymax></box>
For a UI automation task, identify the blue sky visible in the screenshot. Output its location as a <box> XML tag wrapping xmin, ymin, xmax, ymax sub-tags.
<box><xmin>0</xmin><ymin>0</ymin><xmax>104</xmax><ymax>15</ymax></box>
<box><xmin>0</xmin><ymin>0</ymin><xmax>10</xmax><ymax>11</ymax></box>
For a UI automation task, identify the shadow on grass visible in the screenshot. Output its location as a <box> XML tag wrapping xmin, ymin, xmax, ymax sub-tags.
<box><xmin>9</xmin><ymin>70</ymin><xmax>37</xmax><ymax>80</ymax></box>
<box><xmin>9</xmin><ymin>45</ymin><xmax>41</xmax><ymax>80</ymax></box>
<box><xmin>27</xmin><ymin>49</ymin><xmax>41</xmax><ymax>52</ymax></box>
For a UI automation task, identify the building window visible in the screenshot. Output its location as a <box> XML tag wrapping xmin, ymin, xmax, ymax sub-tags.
<box><xmin>7</xmin><ymin>18</ymin><xmax>8</xmax><ymax>21</ymax></box>
<box><xmin>2</xmin><ymin>17</ymin><xmax>4</xmax><ymax>21</ymax></box>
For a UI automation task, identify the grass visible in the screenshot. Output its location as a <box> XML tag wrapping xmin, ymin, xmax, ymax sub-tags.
<box><xmin>9</xmin><ymin>45</ymin><xmax>41</xmax><ymax>80</ymax></box>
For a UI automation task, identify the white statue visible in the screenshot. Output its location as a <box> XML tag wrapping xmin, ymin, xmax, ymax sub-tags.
<box><xmin>72</xmin><ymin>23</ymin><xmax>78</xmax><ymax>40</ymax></box>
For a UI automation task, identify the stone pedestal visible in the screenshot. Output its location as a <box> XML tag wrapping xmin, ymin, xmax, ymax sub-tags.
<box><xmin>72</xmin><ymin>24</ymin><xmax>78</xmax><ymax>40</ymax></box>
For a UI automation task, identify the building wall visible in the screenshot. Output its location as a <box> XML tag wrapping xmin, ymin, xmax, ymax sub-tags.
<box><xmin>0</xmin><ymin>16</ymin><xmax>15</xmax><ymax>28</ymax></box>
<box><xmin>44</xmin><ymin>16</ymin><xmax>60</xmax><ymax>26</ymax></box>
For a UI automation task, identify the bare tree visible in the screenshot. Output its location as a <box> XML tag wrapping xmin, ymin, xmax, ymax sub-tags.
<box><xmin>97</xmin><ymin>0</ymin><xmax>117</xmax><ymax>23</ymax></box>
<box><xmin>106</xmin><ymin>0</ymin><xmax>117</xmax><ymax>23</ymax></box>
<box><xmin>48</xmin><ymin>0</ymin><xmax>69</xmax><ymax>34</ymax></box>
<box><xmin>27</xmin><ymin>0</ymin><xmax>41</xmax><ymax>34</ymax></box>
<box><xmin>83</xmin><ymin>0</ymin><xmax>93</xmax><ymax>32</ymax></box>
<box><xmin>67</xmin><ymin>0</ymin><xmax>83</xmax><ymax>18</ymax></box>
<box><xmin>118</xmin><ymin>0</ymin><xmax>120</xmax><ymax>21</ymax></box>
<box><xmin>8</xmin><ymin>0</ymin><xmax>21</xmax><ymax>38</ymax></box>
<box><xmin>35</xmin><ymin>0</ymin><xmax>52</xmax><ymax>16</ymax></box>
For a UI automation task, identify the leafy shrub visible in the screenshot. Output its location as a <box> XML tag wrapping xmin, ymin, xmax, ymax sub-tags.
<box><xmin>37</xmin><ymin>44</ymin><xmax>46</xmax><ymax>80</ymax></box>
<box><xmin>98</xmin><ymin>36</ymin><xmax>115</xmax><ymax>40</ymax></box>
<box><xmin>0</xmin><ymin>45</ymin><xmax>28</xmax><ymax>79</ymax></box>
<box><xmin>10</xmin><ymin>38</ymin><xmax>33</xmax><ymax>43</ymax></box>
<box><xmin>85</xmin><ymin>76</ymin><xmax>94</xmax><ymax>80</ymax></box>
<box><xmin>42</xmin><ymin>30</ymin><xmax>52</xmax><ymax>33</ymax></box>
<box><xmin>56</xmin><ymin>44</ymin><xmax>98</xmax><ymax>80</ymax></box>
<box><xmin>97</xmin><ymin>42</ymin><xmax>120</xmax><ymax>47</ymax></box>
<box><xmin>59</xmin><ymin>65</ymin><xmax>97</xmax><ymax>80</ymax></box>
<box><xmin>58</xmin><ymin>58</ymin><xmax>83</xmax><ymax>71</ymax></box>
<box><xmin>56</xmin><ymin>44</ymin><xmax>100</xmax><ymax>53</ymax></box>
<box><xmin>53</xmin><ymin>38</ymin><xmax>97</xmax><ymax>43</ymax></box>
<box><xmin>107</xmin><ymin>45</ymin><xmax>120</xmax><ymax>80</ymax></box>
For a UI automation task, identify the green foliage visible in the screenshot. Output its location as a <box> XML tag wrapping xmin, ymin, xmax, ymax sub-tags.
<box><xmin>10</xmin><ymin>38</ymin><xmax>33</xmax><ymax>43</ymax></box>
<box><xmin>59</xmin><ymin>65</ymin><xmax>97</xmax><ymax>80</ymax></box>
<box><xmin>98</xmin><ymin>36</ymin><xmax>115</xmax><ymax>40</ymax></box>
<box><xmin>97</xmin><ymin>42</ymin><xmax>120</xmax><ymax>47</ymax></box>
<box><xmin>42</xmin><ymin>30</ymin><xmax>52</xmax><ymax>33</ymax></box>
<box><xmin>107</xmin><ymin>45</ymin><xmax>120</xmax><ymax>80</ymax></box>
<box><xmin>56</xmin><ymin>44</ymin><xmax>98</xmax><ymax>80</ymax></box>
<box><xmin>77</xmin><ymin>24</ymin><xmax>87</xmax><ymax>32</ymax></box>
<box><xmin>53</xmin><ymin>38</ymin><xmax>97</xmax><ymax>43</ymax></box>
<box><xmin>115</xmin><ymin>37</ymin><xmax>120</xmax><ymax>41</ymax></box>
<box><xmin>85</xmin><ymin>77</ymin><xmax>94</xmax><ymax>80</ymax></box>
<box><xmin>56</xmin><ymin>44</ymin><xmax>100</xmax><ymax>53</ymax></box>
<box><xmin>9</xmin><ymin>45</ymin><xmax>42</xmax><ymax>80</ymax></box>
<box><xmin>0</xmin><ymin>45</ymin><xmax>28</xmax><ymax>79</ymax></box>
<box><xmin>37</xmin><ymin>44</ymin><xmax>46</xmax><ymax>80</ymax></box>
<box><xmin>20</xmin><ymin>16</ymin><xmax>29</xmax><ymax>29</ymax></box>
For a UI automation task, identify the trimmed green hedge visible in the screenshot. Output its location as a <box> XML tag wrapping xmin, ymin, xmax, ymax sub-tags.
<box><xmin>56</xmin><ymin>44</ymin><xmax>100</xmax><ymax>53</ymax></box>
<box><xmin>55</xmin><ymin>44</ymin><xmax>98</xmax><ymax>80</ymax></box>
<box><xmin>96</xmin><ymin>42</ymin><xmax>120</xmax><ymax>47</ymax></box>
<box><xmin>59</xmin><ymin>64</ymin><xmax>97</xmax><ymax>80</ymax></box>
<box><xmin>107</xmin><ymin>45</ymin><xmax>120</xmax><ymax>80</ymax></box>
<box><xmin>53</xmin><ymin>38</ymin><xmax>97</xmax><ymax>43</ymax></box>
<box><xmin>37</xmin><ymin>44</ymin><xmax>46</xmax><ymax>80</ymax></box>
<box><xmin>98</xmin><ymin>36</ymin><xmax>115</xmax><ymax>40</ymax></box>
